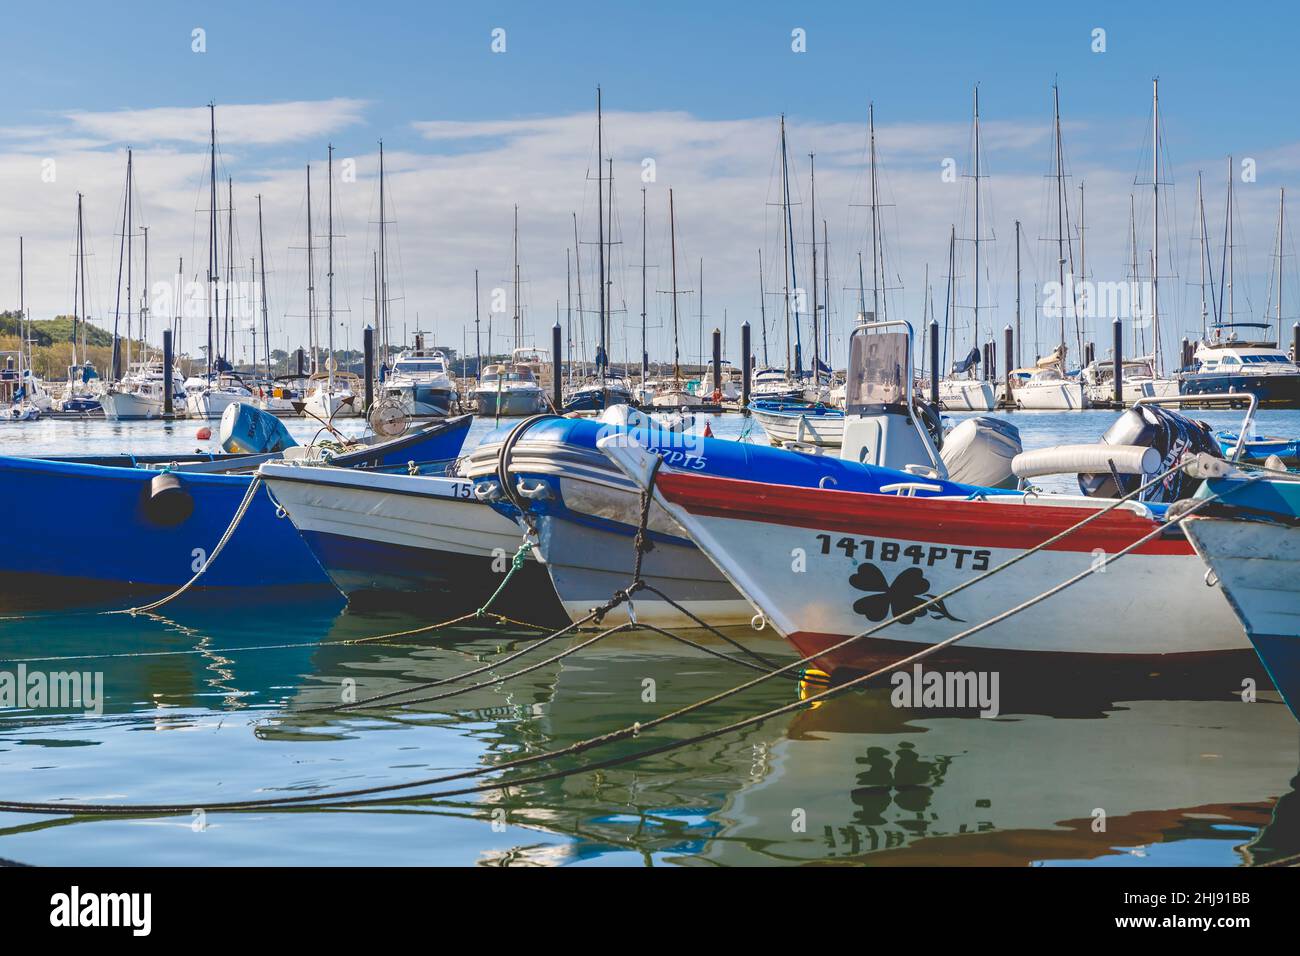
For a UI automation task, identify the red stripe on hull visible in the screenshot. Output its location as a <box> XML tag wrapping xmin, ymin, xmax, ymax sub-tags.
<box><xmin>655</xmin><ymin>472</ymin><xmax>1190</xmax><ymax>556</ymax></box>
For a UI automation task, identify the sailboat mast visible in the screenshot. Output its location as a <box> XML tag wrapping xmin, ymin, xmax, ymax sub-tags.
<box><xmin>77</xmin><ymin>193</ymin><xmax>87</xmax><ymax>365</ymax></box>
<box><xmin>1278</xmin><ymin>187</ymin><xmax>1286</xmax><ymax>343</ymax></box>
<box><xmin>225</xmin><ymin>176</ymin><xmax>234</xmax><ymax>364</ymax></box>
<box><xmin>669</xmin><ymin>187</ymin><xmax>680</xmax><ymax>381</ymax></box>
<box><xmin>1014</xmin><ymin>219</ymin><xmax>1021</xmax><ymax>369</ymax></box>
<box><xmin>327</xmin><ymin>144</ymin><xmax>335</xmax><ymax>389</ymax></box>
<box><xmin>595</xmin><ymin>87</ymin><xmax>606</xmax><ymax>379</ymax></box>
<box><xmin>1053</xmin><ymin>84</ymin><xmax>1067</xmax><ymax>356</ymax></box>
<box><xmin>758</xmin><ymin>249</ymin><xmax>769</xmax><ymax>365</ymax></box>
<box><xmin>257</xmin><ymin>194</ymin><xmax>270</xmax><ymax>382</ymax></box>
<box><xmin>1227</xmin><ymin>156</ymin><xmax>1235</xmax><ymax>325</ymax></box>
<box><xmin>378</xmin><ymin>139</ymin><xmax>388</xmax><ymax>368</ymax></box>
<box><xmin>1197</xmin><ymin>173</ymin><xmax>1208</xmax><ymax>339</ymax></box>
<box><xmin>822</xmin><ymin>219</ymin><xmax>830</xmax><ymax>366</ymax></box>
<box><xmin>306</xmin><ymin>165</ymin><xmax>316</xmax><ymax>373</ymax></box>
<box><xmin>640</xmin><ymin>187</ymin><xmax>648</xmax><ymax>381</ymax></box>
<box><xmin>1151</xmin><ymin>77</ymin><xmax>1162</xmax><ymax>374</ymax></box>
<box><xmin>141</xmin><ymin>226</ymin><xmax>149</xmax><ymax>353</ymax></box>
<box><xmin>869</xmin><ymin>102</ymin><xmax>881</xmax><ymax>320</ymax></box>
<box><xmin>125</xmin><ymin>149</ymin><xmax>134</xmax><ymax>374</ymax></box>
<box><xmin>780</xmin><ymin>115</ymin><xmax>791</xmax><ymax>376</ymax></box>
<box><xmin>207</xmin><ymin>103</ymin><xmax>217</xmax><ymax>378</ymax></box>
<box><xmin>973</xmin><ymin>85</ymin><xmax>982</xmax><ymax>357</ymax></box>
<box><xmin>512</xmin><ymin>204</ymin><xmax>520</xmax><ymax>347</ymax></box>
<box><xmin>809</xmin><ymin>152</ymin><xmax>819</xmax><ymax>379</ymax></box>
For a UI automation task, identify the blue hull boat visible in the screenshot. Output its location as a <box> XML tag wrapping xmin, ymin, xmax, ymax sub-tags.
<box><xmin>1185</xmin><ymin>467</ymin><xmax>1300</xmax><ymax>721</ymax></box>
<box><xmin>1215</xmin><ymin>431</ymin><xmax>1300</xmax><ymax>464</ymax></box>
<box><xmin>0</xmin><ymin>415</ymin><xmax>474</xmax><ymax>608</ymax></box>
<box><xmin>461</xmin><ymin>409</ymin><xmax>1005</xmax><ymax>626</ymax></box>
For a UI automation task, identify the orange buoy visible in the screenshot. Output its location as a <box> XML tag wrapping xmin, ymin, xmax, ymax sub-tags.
<box><xmin>196</xmin><ymin>426</ymin><xmax>212</xmax><ymax>440</ymax></box>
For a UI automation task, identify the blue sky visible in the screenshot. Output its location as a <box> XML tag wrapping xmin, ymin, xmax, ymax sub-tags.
<box><xmin>4</xmin><ymin>1</ymin><xmax>1297</xmax><ymax>369</ymax></box>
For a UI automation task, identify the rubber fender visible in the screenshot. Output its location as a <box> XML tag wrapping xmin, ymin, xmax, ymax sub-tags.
<box><xmin>143</xmin><ymin>472</ymin><xmax>195</xmax><ymax>527</ymax></box>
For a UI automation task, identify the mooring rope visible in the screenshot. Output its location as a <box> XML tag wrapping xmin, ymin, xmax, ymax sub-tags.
<box><xmin>103</xmin><ymin>475</ymin><xmax>266</xmax><ymax>617</ymax></box>
<box><xmin>0</xmin><ymin>460</ymin><xmax>1256</xmax><ymax>816</ymax></box>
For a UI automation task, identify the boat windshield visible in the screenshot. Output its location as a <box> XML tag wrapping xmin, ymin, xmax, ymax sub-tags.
<box><xmin>396</xmin><ymin>361</ymin><xmax>446</xmax><ymax>374</ymax></box>
<box><xmin>846</xmin><ymin>331</ymin><xmax>909</xmax><ymax>408</ymax></box>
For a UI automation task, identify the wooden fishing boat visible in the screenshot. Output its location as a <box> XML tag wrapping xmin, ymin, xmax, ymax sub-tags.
<box><xmin>601</xmin><ymin>439</ymin><xmax>1252</xmax><ymax>672</ymax></box>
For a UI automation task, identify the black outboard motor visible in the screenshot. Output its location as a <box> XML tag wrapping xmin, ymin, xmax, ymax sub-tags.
<box><xmin>1079</xmin><ymin>404</ymin><xmax>1222</xmax><ymax>503</ymax></box>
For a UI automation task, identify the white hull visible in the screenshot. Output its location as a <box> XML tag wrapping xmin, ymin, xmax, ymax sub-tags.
<box><xmin>101</xmin><ymin>390</ymin><xmax>167</xmax><ymax>420</ymax></box>
<box><xmin>186</xmin><ymin>388</ymin><xmax>246</xmax><ymax>420</ymax></box>
<box><xmin>750</xmin><ymin>408</ymin><xmax>844</xmax><ymax>447</ymax></box>
<box><xmin>261</xmin><ymin>465</ymin><xmax>522</xmax><ymax>561</ymax></box>
<box><xmin>601</xmin><ymin>457</ymin><xmax>1249</xmax><ymax>667</ymax></box>
<box><xmin>303</xmin><ymin>388</ymin><xmax>361</xmax><ymax>420</ymax></box>
<box><xmin>651</xmin><ymin>390</ymin><xmax>710</xmax><ymax>409</ymax></box>
<box><xmin>938</xmin><ymin>379</ymin><xmax>997</xmax><ymax>412</ymax></box>
<box><xmin>1186</xmin><ymin>518</ymin><xmax>1300</xmax><ymax>643</ymax></box>
<box><xmin>1015</xmin><ymin>380</ymin><xmax>1088</xmax><ymax>410</ymax></box>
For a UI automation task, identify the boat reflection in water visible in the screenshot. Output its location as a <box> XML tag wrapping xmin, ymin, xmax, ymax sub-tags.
<box><xmin>2</xmin><ymin>606</ymin><xmax>1297</xmax><ymax>867</ymax></box>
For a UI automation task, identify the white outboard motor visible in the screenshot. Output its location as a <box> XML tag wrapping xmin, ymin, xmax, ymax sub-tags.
<box><xmin>940</xmin><ymin>417</ymin><xmax>1022</xmax><ymax>489</ymax></box>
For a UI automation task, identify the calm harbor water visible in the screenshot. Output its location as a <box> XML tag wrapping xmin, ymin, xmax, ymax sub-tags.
<box><xmin>2</xmin><ymin>407</ymin><xmax>1299</xmax><ymax>866</ymax></box>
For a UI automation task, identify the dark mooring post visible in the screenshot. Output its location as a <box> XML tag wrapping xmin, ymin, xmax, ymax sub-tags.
<box><xmin>1112</xmin><ymin>318</ymin><xmax>1123</xmax><ymax>407</ymax></box>
<box><xmin>1085</xmin><ymin>341</ymin><xmax>1095</xmax><ymax>367</ymax></box>
<box><xmin>363</xmin><ymin>326</ymin><xmax>375</xmax><ymax>412</ymax></box>
<box><xmin>551</xmin><ymin>321</ymin><xmax>563</xmax><ymax>410</ymax></box>
<box><xmin>1181</xmin><ymin>337</ymin><xmax>1191</xmax><ymax>370</ymax></box>
<box><xmin>1293</xmin><ymin>322</ymin><xmax>1299</xmax><ymax>363</ymax></box>
<box><xmin>1003</xmin><ymin>325</ymin><xmax>1014</xmax><ymax>407</ymax></box>
<box><xmin>741</xmin><ymin>321</ymin><xmax>752</xmax><ymax>410</ymax></box>
<box><xmin>929</xmin><ymin>317</ymin><xmax>940</xmax><ymax>406</ymax></box>
<box><xmin>711</xmin><ymin>327</ymin><xmax>722</xmax><ymax>397</ymax></box>
<box><xmin>162</xmin><ymin>328</ymin><xmax>174</xmax><ymax>416</ymax></box>
<box><xmin>296</xmin><ymin>347</ymin><xmax>305</xmax><ymax>377</ymax></box>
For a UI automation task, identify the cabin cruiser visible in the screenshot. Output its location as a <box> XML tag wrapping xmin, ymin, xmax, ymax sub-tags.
<box><xmin>474</xmin><ymin>348</ymin><xmax>549</xmax><ymax>417</ymax></box>
<box><xmin>184</xmin><ymin>371</ymin><xmax>255</xmax><ymax>420</ymax></box>
<box><xmin>564</xmin><ymin>375</ymin><xmax>633</xmax><ymax>412</ymax></box>
<box><xmin>384</xmin><ymin>348</ymin><xmax>457</xmax><ymax>417</ymax></box>
<box><xmin>749</xmin><ymin>366</ymin><xmax>805</xmax><ymax>402</ymax></box>
<box><xmin>1179</xmin><ymin>324</ymin><xmax>1300</xmax><ymax>407</ymax></box>
<box><xmin>100</xmin><ymin>361</ymin><xmax>187</xmax><ymax>420</ymax></box>
<box><xmin>1080</xmin><ymin>355</ymin><xmax>1179</xmax><ymax>406</ymax></box>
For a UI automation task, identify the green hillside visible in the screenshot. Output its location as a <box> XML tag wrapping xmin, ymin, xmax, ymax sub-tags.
<box><xmin>0</xmin><ymin>311</ymin><xmax>117</xmax><ymax>347</ymax></box>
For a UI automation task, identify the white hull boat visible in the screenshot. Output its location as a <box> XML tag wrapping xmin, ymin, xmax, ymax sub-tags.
<box><xmin>938</xmin><ymin>378</ymin><xmax>997</xmax><ymax>411</ymax></box>
<box><xmin>1015</xmin><ymin>377</ymin><xmax>1089</xmax><ymax>410</ymax></box>
<box><xmin>602</xmin><ymin>442</ymin><xmax>1251</xmax><ymax>672</ymax></box>
<box><xmin>259</xmin><ymin>463</ymin><xmax>563</xmax><ymax>617</ymax></box>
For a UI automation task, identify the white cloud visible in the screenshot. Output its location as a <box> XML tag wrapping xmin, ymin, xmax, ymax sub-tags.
<box><xmin>61</xmin><ymin>98</ymin><xmax>369</xmax><ymax>147</ymax></box>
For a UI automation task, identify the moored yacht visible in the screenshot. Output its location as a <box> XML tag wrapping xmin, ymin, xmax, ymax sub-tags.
<box><xmin>385</xmin><ymin>347</ymin><xmax>456</xmax><ymax>417</ymax></box>
<box><xmin>100</xmin><ymin>361</ymin><xmax>187</xmax><ymax>420</ymax></box>
<box><xmin>1179</xmin><ymin>324</ymin><xmax>1300</xmax><ymax>407</ymax></box>
<box><xmin>474</xmin><ymin>350</ymin><xmax>549</xmax><ymax>417</ymax></box>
